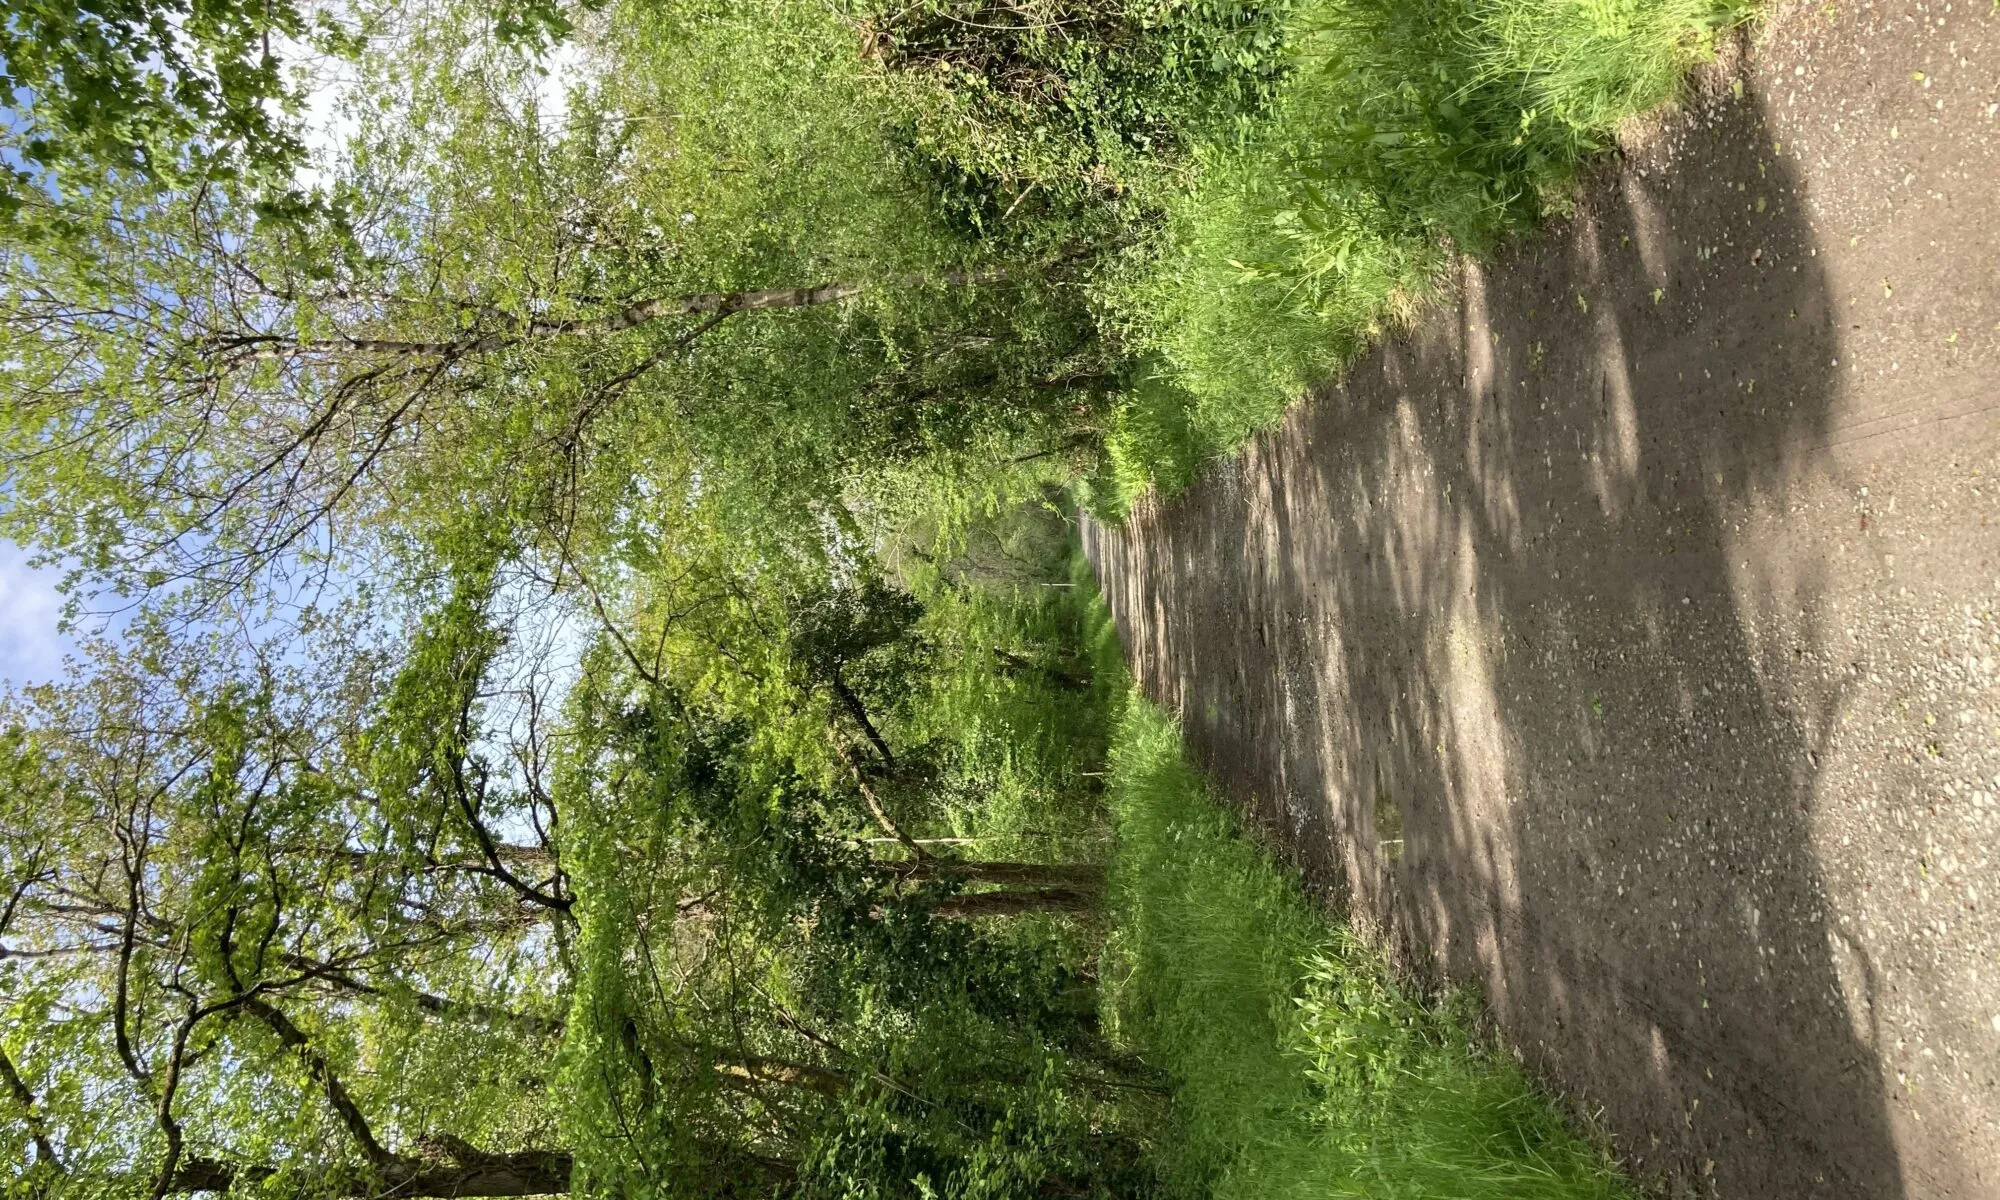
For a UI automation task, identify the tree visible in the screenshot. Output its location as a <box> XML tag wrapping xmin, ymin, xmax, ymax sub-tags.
<box><xmin>1</xmin><ymin>539</ymin><xmax>1145</xmax><ymax>1200</ymax></box>
<box><xmin>554</xmin><ymin>664</ymin><xmax>1150</xmax><ymax>1200</ymax></box>
<box><xmin>0</xmin><ymin>3</ymin><xmax>1150</xmax><ymax>1193</ymax></box>
<box><xmin>0</xmin><ymin>619</ymin><xmax>573</xmax><ymax>1199</ymax></box>
<box><xmin>0</xmin><ymin>0</ymin><xmax>1116</xmax><ymax>630</ymax></box>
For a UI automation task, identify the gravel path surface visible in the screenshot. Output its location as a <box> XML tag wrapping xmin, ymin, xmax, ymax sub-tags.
<box><xmin>1085</xmin><ymin>5</ymin><xmax>2000</xmax><ymax>1195</ymax></box>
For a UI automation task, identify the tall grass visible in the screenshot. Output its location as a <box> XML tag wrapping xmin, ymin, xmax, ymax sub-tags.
<box><xmin>1092</xmin><ymin>0</ymin><xmax>1748</xmax><ymax>507</ymax></box>
<box><xmin>1100</xmin><ymin>696</ymin><xmax>1634</xmax><ymax>1199</ymax></box>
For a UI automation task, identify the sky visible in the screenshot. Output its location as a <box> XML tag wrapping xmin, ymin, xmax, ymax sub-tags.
<box><xmin>288</xmin><ymin>20</ymin><xmax>583</xmax><ymax>185</ymax></box>
<box><xmin>0</xmin><ymin>539</ymin><xmax>72</xmax><ymax>689</ymax></box>
<box><xmin>0</xmin><ymin>28</ymin><xmax>589</xmax><ymax>695</ymax></box>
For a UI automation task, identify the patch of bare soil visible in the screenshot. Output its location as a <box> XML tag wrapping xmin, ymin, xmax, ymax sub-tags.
<box><xmin>1085</xmin><ymin>3</ymin><xmax>2000</xmax><ymax>1195</ymax></box>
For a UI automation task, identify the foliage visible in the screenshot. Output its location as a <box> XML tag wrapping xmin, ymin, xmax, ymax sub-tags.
<box><xmin>0</xmin><ymin>608</ymin><xmax>571</xmax><ymax>1199</ymax></box>
<box><xmin>0</xmin><ymin>0</ymin><xmax>1124</xmax><ymax>620</ymax></box>
<box><xmin>1101</xmin><ymin>695</ymin><xmax>1633</xmax><ymax>1200</ymax></box>
<box><xmin>1090</xmin><ymin>0</ymin><xmax>1747</xmax><ymax>505</ymax></box>
<box><xmin>0</xmin><ymin>0</ymin><xmax>1755</xmax><ymax>1189</ymax></box>
<box><xmin>550</xmin><ymin>604</ymin><xmax>1155</xmax><ymax>1200</ymax></box>
<box><xmin>0</xmin><ymin>0</ymin><xmax>312</xmax><ymax>230</ymax></box>
<box><xmin>0</xmin><ymin>0</ymin><xmax>590</xmax><ymax>249</ymax></box>
<box><xmin>847</xmin><ymin>0</ymin><xmax>1296</xmax><ymax>248</ymax></box>
<box><xmin>894</xmin><ymin>542</ymin><xmax>1120</xmax><ymax>866</ymax></box>
<box><xmin>585</xmin><ymin>0</ymin><xmax>1117</xmax><ymax>527</ymax></box>
<box><xmin>0</xmin><ymin>537</ymin><xmax>1147</xmax><ymax>1198</ymax></box>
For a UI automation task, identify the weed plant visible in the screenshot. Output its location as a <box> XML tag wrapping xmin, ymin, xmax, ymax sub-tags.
<box><xmin>1099</xmin><ymin>693</ymin><xmax>1633</xmax><ymax>1200</ymax></box>
<box><xmin>1089</xmin><ymin>0</ymin><xmax>1747</xmax><ymax>507</ymax></box>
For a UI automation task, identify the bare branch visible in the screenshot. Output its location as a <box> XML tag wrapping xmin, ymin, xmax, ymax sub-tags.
<box><xmin>278</xmin><ymin>954</ymin><xmax>563</xmax><ymax>1037</ymax></box>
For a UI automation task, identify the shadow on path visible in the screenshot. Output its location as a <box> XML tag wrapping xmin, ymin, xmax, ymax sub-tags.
<box><xmin>1088</xmin><ymin>10</ymin><xmax>2000</xmax><ymax>1196</ymax></box>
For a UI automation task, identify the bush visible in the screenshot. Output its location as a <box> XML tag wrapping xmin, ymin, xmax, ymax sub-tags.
<box><xmin>1099</xmin><ymin>0</ymin><xmax>1748</xmax><ymax>503</ymax></box>
<box><xmin>849</xmin><ymin>0</ymin><xmax>1300</xmax><ymax>246</ymax></box>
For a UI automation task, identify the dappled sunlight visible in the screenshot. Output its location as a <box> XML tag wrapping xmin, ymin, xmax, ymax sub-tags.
<box><xmin>1585</xmin><ymin>309</ymin><xmax>1646</xmax><ymax>516</ymax></box>
<box><xmin>1624</xmin><ymin>183</ymin><xmax>1678</xmax><ymax>288</ymax></box>
<box><xmin>1458</xmin><ymin>267</ymin><xmax>1527</xmax><ymax>553</ymax></box>
<box><xmin>1086</xmin><ymin>10</ymin><xmax>2000</xmax><ymax>1191</ymax></box>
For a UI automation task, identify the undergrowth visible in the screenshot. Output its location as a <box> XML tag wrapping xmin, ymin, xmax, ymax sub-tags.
<box><xmin>1083</xmin><ymin>0</ymin><xmax>1750</xmax><ymax>511</ymax></box>
<box><xmin>1099</xmin><ymin>698</ymin><xmax>1635</xmax><ymax>1199</ymax></box>
<box><xmin>840</xmin><ymin>0</ymin><xmax>1752</xmax><ymax>513</ymax></box>
<box><xmin>789</xmin><ymin>483</ymin><xmax>1637</xmax><ymax>1196</ymax></box>
<box><xmin>1038</xmin><ymin>549</ymin><xmax>1631</xmax><ymax>1199</ymax></box>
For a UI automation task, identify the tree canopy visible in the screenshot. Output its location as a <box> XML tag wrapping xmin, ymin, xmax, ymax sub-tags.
<box><xmin>0</xmin><ymin>0</ymin><xmax>1183</xmax><ymax>1194</ymax></box>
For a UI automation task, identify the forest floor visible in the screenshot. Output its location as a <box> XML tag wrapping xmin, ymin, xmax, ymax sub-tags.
<box><xmin>1083</xmin><ymin>2</ymin><xmax>2000</xmax><ymax>1196</ymax></box>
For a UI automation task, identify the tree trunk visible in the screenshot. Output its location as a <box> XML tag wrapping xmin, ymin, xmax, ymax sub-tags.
<box><xmin>874</xmin><ymin>859</ymin><xmax>1105</xmax><ymax>918</ymax></box>
<box><xmin>227</xmin><ymin>265</ymin><xmax>1015</xmax><ymax>362</ymax></box>
<box><xmin>164</xmin><ymin>1150</ymin><xmax>573</xmax><ymax>1196</ymax></box>
<box><xmin>882</xmin><ymin>860</ymin><xmax>1104</xmax><ymax>892</ymax></box>
<box><xmin>831</xmin><ymin>672</ymin><xmax>896</xmax><ymax>771</ymax></box>
<box><xmin>714</xmin><ymin>1055</ymin><xmax>847</xmax><ymax>1097</ymax></box>
<box><xmin>928</xmin><ymin>886</ymin><xmax>1099</xmax><ymax>919</ymax></box>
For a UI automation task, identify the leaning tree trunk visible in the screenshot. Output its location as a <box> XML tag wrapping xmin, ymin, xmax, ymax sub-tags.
<box><xmin>164</xmin><ymin>1150</ymin><xmax>573</xmax><ymax>1197</ymax></box>
<box><xmin>882</xmin><ymin>859</ymin><xmax>1104</xmax><ymax>892</ymax></box>
<box><xmin>874</xmin><ymin>859</ymin><xmax>1105</xmax><ymax>918</ymax></box>
<box><xmin>927</xmin><ymin>885</ymin><xmax>1100</xmax><ymax>919</ymax></box>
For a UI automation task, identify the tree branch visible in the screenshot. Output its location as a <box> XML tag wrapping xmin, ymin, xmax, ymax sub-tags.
<box><xmin>713</xmin><ymin>1055</ymin><xmax>846</xmax><ymax>1097</ymax></box>
<box><xmin>0</xmin><ymin>1040</ymin><xmax>60</xmax><ymax>1169</ymax></box>
<box><xmin>829</xmin><ymin>670</ymin><xmax>895</xmax><ymax>772</ymax></box>
<box><xmin>239</xmin><ymin>997</ymin><xmax>401</xmax><ymax>1169</ymax></box>
<box><xmin>279</xmin><ymin>954</ymin><xmax>563</xmax><ymax>1037</ymax></box>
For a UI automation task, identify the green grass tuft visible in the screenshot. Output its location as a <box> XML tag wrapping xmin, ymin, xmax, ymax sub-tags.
<box><xmin>1099</xmin><ymin>0</ymin><xmax>1750</xmax><ymax>503</ymax></box>
<box><xmin>1100</xmin><ymin>695</ymin><xmax>1635</xmax><ymax>1200</ymax></box>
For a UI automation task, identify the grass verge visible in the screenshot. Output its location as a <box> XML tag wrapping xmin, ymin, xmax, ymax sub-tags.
<box><xmin>1089</xmin><ymin>0</ymin><xmax>1750</xmax><ymax>509</ymax></box>
<box><xmin>1070</xmin><ymin>555</ymin><xmax>1632</xmax><ymax>1198</ymax></box>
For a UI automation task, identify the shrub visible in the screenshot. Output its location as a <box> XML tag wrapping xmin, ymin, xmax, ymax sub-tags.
<box><xmin>1100</xmin><ymin>0</ymin><xmax>1748</xmax><ymax>503</ymax></box>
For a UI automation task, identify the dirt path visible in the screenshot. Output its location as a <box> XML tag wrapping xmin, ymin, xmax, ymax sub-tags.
<box><xmin>1084</xmin><ymin>5</ymin><xmax>2000</xmax><ymax>1196</ymax></box>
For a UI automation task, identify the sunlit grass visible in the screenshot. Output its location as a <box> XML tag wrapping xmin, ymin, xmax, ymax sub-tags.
<box><xmin>1098</xmin><ymin>694</ymin><xmax>1633</xmax><ymax>1200</ymax></box>
<box><xmin>1091</xmin><ymin>0</ymin><xmax>1750</xmax><ymax>510</ymax></box>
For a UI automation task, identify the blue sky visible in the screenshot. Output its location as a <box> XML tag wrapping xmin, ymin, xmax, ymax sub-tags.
<box><xmin>0</xmin><ymin>33</ymin><xmax>588</xmax><ymax>696</ymax></box>
<box><xmin>0</xmin><ymin>538</ymin><xmax>72</xmax><ymax>688</ymax></box>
